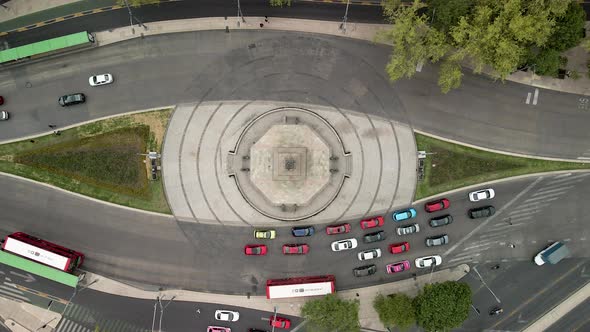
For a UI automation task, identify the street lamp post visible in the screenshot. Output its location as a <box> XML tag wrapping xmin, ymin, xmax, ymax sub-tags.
<box><xmin>123</xmin><ymin>0</ymin><xmax>148</xmax><ymax>34</ymax></box>
<box><xmin>158</xmin><ymin>295</ymin><xmax>176</xmax><ymax>332</ymax></box>
<box><xmin>472</xmin><ymin>266</ymin><xmax>501</xmax><ymax>303</ymax></box>
<box><xmin>339</xmin><ymin>0</ymin><xmax>350</xmax><ymax>32</ymax></box>
<box><xmin>271</xmin><ymin>306</ymin><xmax>278</xmax><ymax>332</ymax></box>
<box><xmin>237</xmin><ymin>0</ymin><xmax>245</xmax><ymax>24</ymax></box>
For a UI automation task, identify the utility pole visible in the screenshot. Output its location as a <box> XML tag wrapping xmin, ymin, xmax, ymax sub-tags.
<box><xmin>339</xmin><ymin>0</ymin><xmax>350</xmax><ymax>32</ymax></box>
<box><xmin>123</xmin><ymin>0</ymin><xmax>148</xmax><ymax>34</ymax></box>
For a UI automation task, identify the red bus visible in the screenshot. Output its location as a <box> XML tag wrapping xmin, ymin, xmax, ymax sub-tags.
<box><xmin>266</xmin><ymin>275</ymin><xmax>335</xmax><ymax>299</ymax></box>
<box><xmin>1</xmin><ymin>232</ymin><xmax>84</xmax><ymax>273</ymax></box>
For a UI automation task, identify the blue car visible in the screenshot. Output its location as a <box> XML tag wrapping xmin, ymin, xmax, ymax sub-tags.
<box><xmin>392</xmin><ymin>208</ymin><xmax>417</xmax><ymax>222</ymax></box>
<box><xmin>292</xmin><ymin>226</ymin><xmax>315</xmax><ymax>237</ymax></box>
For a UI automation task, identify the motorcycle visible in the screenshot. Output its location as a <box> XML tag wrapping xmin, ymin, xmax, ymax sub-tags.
<box><xmin>489</xmin><ymin>307</ymin><xmax>504</xmax><ymax>316</ymax></box>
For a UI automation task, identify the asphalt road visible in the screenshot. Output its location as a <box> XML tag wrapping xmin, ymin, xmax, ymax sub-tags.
<box><xmin>1</xmin><ymin>169</ymin><xmax>589</xmax><ymax>295</ymax></box>
<box><xmin>0</xmin><ymin>0</ymin><xmax>385</xmax><ymax>48</ymax></box>
<box><xmin>546</xmin><ymin>295</ymin><xmax>590</xmax><ymax>332</ymax></box>
<box><xmin>57</xmin><ymin>288</ymin><xmax>303</xmax><ymax>332</ymax></box>
<box><xmin>1</xmin><ymin>31</ymin><xmax>589</xmax><ymax>160</ymax></box>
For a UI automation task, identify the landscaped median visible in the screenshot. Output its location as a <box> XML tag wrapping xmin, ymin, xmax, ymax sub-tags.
<box><xmin>0</xmin><ymin>109</ymin><xmax>172</xmax><ymax>214</ymax></box>
<box><xmin>415</xmin><ymin>133</ymin><xmax>590</xmax><ymax>200</ymax></box>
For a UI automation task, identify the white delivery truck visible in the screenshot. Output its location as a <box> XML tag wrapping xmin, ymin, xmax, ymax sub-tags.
<box><xmin>534</xmin><ymin>242</ymin><xmax>569</xmax><ymax>266</ymax></box>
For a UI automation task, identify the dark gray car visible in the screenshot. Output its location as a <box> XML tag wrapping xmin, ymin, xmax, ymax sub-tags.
<box><xmin>468</xmin><ymin>206</ymin><xmax>496</xmax><ymax>219</ymax></box>
<box><xmin>429</xmin><ymin>215</ymin><xmax>453</xmax><ymax>227</ymax></box>
<box><xmin>363</xmin><ymin>230</ymin><xmax>385</xmax><ymax>243</ymax></box>
<box><xmin>353</xmin><ymin>264</ymin><xmax>377</xmax><ymax>277</ymax></box>
<box><xmin>58</xmin><ymin>93</ymin><xmax>86</xmax><ymax>106</ymax></box>
<box><xmin>425</xmin><ymin>234</ymin><xmax>449</xmax><ymax>247</ymax></box>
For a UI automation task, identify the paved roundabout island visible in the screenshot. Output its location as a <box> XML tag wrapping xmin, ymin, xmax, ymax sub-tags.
<box><xmin>162</xmin><ymin>101</ymin><xmax>417</xmax><ymax>225</ymax></box>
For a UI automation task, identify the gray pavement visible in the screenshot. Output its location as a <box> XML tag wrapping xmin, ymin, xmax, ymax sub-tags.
<box><xmin>162</xmin><ymin>101</ymin><xmax>416</xmax><ymax>226</ymax></box>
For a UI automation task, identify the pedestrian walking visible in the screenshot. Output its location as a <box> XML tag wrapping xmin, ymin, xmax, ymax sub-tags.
<box><xmin>265</xmin><ymin>16</ymin><xmax>269</xmax><ymax>23</ymax></box>
<box><xmin>260</xmin><ymin>23</ymin><xmax>264</xmax><ymax>28</ymax></box>
<box><xmin>29</xmin><ymin>139</ymin><xmax>35</xmax><ymax>143</ymax></box>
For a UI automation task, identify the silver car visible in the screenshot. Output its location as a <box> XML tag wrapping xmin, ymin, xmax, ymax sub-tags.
<box><xmin>357</xmin><ymin>248</ymin><xmax>382</xmax><ymax>261</ymax></box>
<box><xmin>425</xmin><ymin>234</ymin><xmax>449</xmax><ymax>247</ymax></box>
<box><xmin>396</xmin><ymin>223</ymin><xmax>420</xmax><ymax>236</ymax></box>
<box><xmin>89</xmin><ymin>73</ymin><xmax>114</xmax><ymax>86</ymax></box>
<box><xmin>331</xmin><ymin>238</ymin><xmax>358</xmax><ymax>252</ymax></box>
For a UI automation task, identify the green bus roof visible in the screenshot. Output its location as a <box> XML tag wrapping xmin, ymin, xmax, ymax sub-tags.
<box><xmin>0</xmin><ymin>31</ymin><xmax>91</xmax><ymax>63</ymax></box>
<box><xmin>0</xmin><ymin>250</ymin><xmax>79</xmax><ymax>288</ymax></box>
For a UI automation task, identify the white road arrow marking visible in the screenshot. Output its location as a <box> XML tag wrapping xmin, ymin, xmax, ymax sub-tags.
<box><xmin>10</xmin><ymin>271</ymin><xmax>36</xmax><ymax>283</ymax></box>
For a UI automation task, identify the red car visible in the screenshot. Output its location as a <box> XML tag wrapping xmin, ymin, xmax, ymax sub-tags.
<box><xmin>389</xmin><ymin>242</ymin><xmax>410</xmax><ymax>254</ymax></box>
<box><xmin>360</xmin><ymin>216</ymin><xmax>384</xmax><ymax>229</ymax></box>
<box><xmin>0</xmin><ymin>96</ymin><xmax>4</xmax><ymax>105</ymax></box>
<box><xmin>270</xmin><ymin>316</ymin><xmax>291</xmax><ymax>329</ymax></box>
<box><xmin>425</xmin><ymin>198</ymin><xmax>450</xmax><ymax>213</ymax></box>
<box><xmin>326</xmin><ymin>223</ymin><xmax>351</xmax><ymax>235</ymax></box>
<box><xmin>282</xmin><ymin>244</ymin><xmax>309</xmax><ymax>255</ymax></box>
<box><xmin>244</xmin><ymin>244</ymin><xmax>268</xmax><ymax>256</ymax></box>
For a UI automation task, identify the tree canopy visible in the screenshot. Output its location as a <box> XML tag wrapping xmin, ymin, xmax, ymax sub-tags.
<box><xmin>373</xmin><ymin>294</ymin><xmax>415</xmax><ymax>330</ymax></box>
<box><xmin>301</xmin><ymin>294</ymin><xmax>360</xmax><ymax>332</ymax></box>
<box><xmin>413</xmin><ymin>281</ymin><xmax>472</xmax><ymax>332</ymax></box>
<box><xmin>381</xmin><ymin>0</ymin><xmax>581</xmax><ymax>92</ymax></box>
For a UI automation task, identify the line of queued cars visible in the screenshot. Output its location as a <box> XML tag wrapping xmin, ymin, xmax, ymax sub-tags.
<box><xmin>207</xmin><ymin>309</ymin><xmax>291</xmax><ymax>332</ymax></box>
<box><xmin>244</xmin><ymin>187</ymin><xmax>497</xmax><ymax>279</ymax></box>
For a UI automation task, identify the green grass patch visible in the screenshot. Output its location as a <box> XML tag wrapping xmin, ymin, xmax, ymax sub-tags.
<box><xmin>415</xmin><ymin>133</ymin><xmax>590</xmax><ymax>200</ymax></box>
<box><xmin>0</xmin><ymin>109</ymin><xmax>173</xmax><ymax>214</ymax></box>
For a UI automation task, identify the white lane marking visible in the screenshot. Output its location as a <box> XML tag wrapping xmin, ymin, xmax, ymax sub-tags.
<box><xmin>532</xmin><ymin>88</ymin><xmax>539</xmax><ymax>105</ymax></box>
<box><xmin>508</xmin><ymin>208</ymin><xmax>540</xmax><ymax>216</ymax></box>
<box><xmin>443</xmin><ymin>177</ymin><xmax>542</xmax><ymax>257</ymax></box>
<box><xmin>578</xmin><ymin>157</ymin><xmax>590</xmax><ymax>160</ymax></box>
<box><xmin>531</xmin><ymin>185</ymin><xmax>573</xmax><ymax>196</ymax></box>
<box><xmin>0</xmin><ymin>288</ymin><xmax>29</xmax><ymax>302</ymax></box>
<box><xmin>554</xmin><ymin>172</ymin><xmax>571</xmax><ymax>179</ymax></box>
<box><xmin>546</xmin><ymin>173</ymin><xmax>590</xmax><ymax>186</ymax></box>
<box><xmin>526</xmin><ymin>92</ymin><xmax>532</xmax><ymax>104</ymax></box>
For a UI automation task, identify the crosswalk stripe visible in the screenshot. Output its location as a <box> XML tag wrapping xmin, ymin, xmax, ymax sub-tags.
<box><xmin>531</xmin><ymin>186</ymin><xmax>573</xmax><ymax>196</ymax></box>
<box><xmin>0</xmin><ymin>288</ymin><xmax>30</xmax><ymax>302</ymax></box>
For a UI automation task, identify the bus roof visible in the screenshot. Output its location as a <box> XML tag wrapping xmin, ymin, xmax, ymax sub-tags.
<box><xmin>0</xmin><ymin>251</ymin><xmax>79</xmax><ymax>288</ymax></box>
<box><xmin>3</xmin><ymin>237</ymin><xmax>70</xmax><ymax>271</ymax></box>
<box><xmin>267</xmin><ymin>281</ymin><xmax>334</xmax><ymax>299</ymax></box>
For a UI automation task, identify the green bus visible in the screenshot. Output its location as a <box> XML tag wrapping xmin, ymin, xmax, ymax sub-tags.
<box><xmin>0</xmin><ymin>250</ymin><xmax>82</xmax><ymax>288</ymax></box>
<box><xmin>0</xmin><ymin>31</ymin><xmax>95</xmax><ymax>65</ymax></box>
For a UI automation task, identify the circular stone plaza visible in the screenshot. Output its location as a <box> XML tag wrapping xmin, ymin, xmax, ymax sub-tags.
<box><xmin>162</xmin><ymin>101</ymin><xmax>417</xmax><ymax>225</ymax></box>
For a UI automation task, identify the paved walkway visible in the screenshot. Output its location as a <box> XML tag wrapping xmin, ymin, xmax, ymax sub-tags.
<box><xmin>162</xmin><ymin>101</ymin><xmax>416</xmax><ymax>225</ymax></box>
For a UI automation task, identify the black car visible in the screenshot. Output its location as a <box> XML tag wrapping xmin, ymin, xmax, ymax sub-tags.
<box><xmin>430</xmin><ymin>215</ymin><xmax>453</xmax><ymax>227</ymax></box>
<box><xmin>425</xmin><ymin>234</ymin><xmax>449</xmax><ymax>247</ymax></box>
<box><xmin>291</xmin><ymin>226</ymin><xmax>315</xmax><ymax>237</ymax></box>
<box><xmin>353</xmin><ymin>264</ymin><xmax>377</xmax><ymax>277</ymax></box>
<box><xmin>363</xmin><ymin>230</ymin><xmax>385</xmax><ymax>243</ymax></box>
<box><xmin>468</xmin><ymin>206</ymin><xmax>496</xmax><ymax>219</ymax></box>
<box><xmin>248</xmin><ymin>329</ymin><xmax>269</xmax><ymax>332</ymax></box>
<box><xmin>58</xmin><ymin>93</ymin><xmax>86</xmax><ymax>106</ymax></box>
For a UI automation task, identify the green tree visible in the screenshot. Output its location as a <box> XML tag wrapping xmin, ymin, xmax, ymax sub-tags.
<box><xmin>527</xmin><ymin>48</ymin><xmax>567</xmax><ymax>76</ymax></box>
<box><xmin>270</xmin><ymin>0</ymin><xmax>291</xmax><ymax>7</ymax></box>
<box><xmin>546</xmin><ymin>2</ymin><xmax>586</xmax><ymax>52</ymax></box>
<box><xmin>373</xmin><ymin>294</ymin><xmax>415</xmax><ymax>330</ymax></box>
<box><xmin>438</xmin><ymin>59</ymin><xmax>463</xmax><ymax>93</ymax></box>
<box><xmin>427</xmin><ymin>0</ymin><xmax>475</xmax><ymax>32</ymax></box>
<box><xmin>378</xmin><ymin>0</ymin><xmax>449</xmax><ymax>82</ymax></box>
<box><xmin>118</xmin><ymin>0</ymin><xmax>158</xmax><ymax>6</ymax></box>
<box><xmin>414</xmin><ymin>281</ymin><xmax>472</xmax><ymax>332</ymax></box>
<box><xmin>301</xmin><ymin>294</ymin><xmax>360</xmax><ymax>332</ymax></box>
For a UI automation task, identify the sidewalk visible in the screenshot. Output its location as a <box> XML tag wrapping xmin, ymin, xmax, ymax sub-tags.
<box><xmin>0</xmin><ymin>265</ymin><xmax>467</xmax><ymax>332</ymax></box>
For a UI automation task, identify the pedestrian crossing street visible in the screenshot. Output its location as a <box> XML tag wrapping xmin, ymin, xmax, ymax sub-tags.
<box><xmin>447</xmin><ymin>172</ymin><xmax>590</xmax><ymax>266</ymax></box>
<box><xmin>55</xmin><ymin>303</ymin><xmax>147</xmax><ymax>332</ymax></box>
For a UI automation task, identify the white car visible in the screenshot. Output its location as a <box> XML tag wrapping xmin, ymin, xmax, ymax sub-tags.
<box><xmin>89</xmin><ymin>73</ymin><xmax>114</xmax><ymax>86</ymax></box>
<box><xmin>396</xmin><ymin>223</ymin><xmax>420</xmax><ymax>236</ymax></box>
<box><xmin>469</xmin><ymin>188</ymin><xmax>495</xmax><ymax>202</ymax></box>
<box><xmin>415</xmin><ymin>255</ymin><xmax>442</xmax><ymax>269</ymax></box>
<box><xmin>357</xmin><ymin>248</ymin><xmax>382</xmax><ymax>261</ymax></box>
<box><xmin>0</xmin><ymin>111</ymin><xmax>8</xmax><ymax>121</ymax></box>
<box><xmin>331</xmin><ymin>238</ymin><xmax>358</xmax><ymax>252</ymax></box>
<box><xmin>214</xmin><ymin>310</ymin><xmax>239</xmax><ymax>322</ymax></box>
